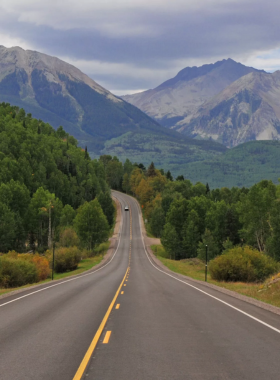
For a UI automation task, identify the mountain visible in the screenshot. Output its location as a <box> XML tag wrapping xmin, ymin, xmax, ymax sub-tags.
<box><xmin>0</xmin><ymin>45</ymin><xmax>227</xmax><ymax>163</ymax></box>
<box><xmin>176</xmin><ymin>71</ymin><xmax>280</xmax><ymax>147</ymax></box>
<box><xmin>0</xmin><ymin>45</ymin><xmax>183</xmax><ymax>153</ymax></box>
<box><xmin>122</xmin><ymin>59</ymin><xmax>264</xmax><ymax>129</ymax></box>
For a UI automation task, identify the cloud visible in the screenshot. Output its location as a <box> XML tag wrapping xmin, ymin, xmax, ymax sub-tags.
<box><xmin>0</xmin><ymin>0</ymin><xmax>280</xmax><ymax>92</ymax></box>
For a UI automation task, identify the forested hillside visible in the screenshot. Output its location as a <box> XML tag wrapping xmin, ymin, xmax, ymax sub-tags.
<box><xmin>104</xmin><ymin>157</ymin><xmax>280</xmax><ymax>280</ymax></box>
<box><xmin>170</xmin><ymin>140</ymin><xmax>280</xmax><ymax>188</ymax></box>
<box><xmin>0</xmin><ymin>102</ymin><xmax>113</xmax><ymax>254</ymax></box>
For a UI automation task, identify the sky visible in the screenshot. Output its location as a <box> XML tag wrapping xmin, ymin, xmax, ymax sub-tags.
<box><xmin>0</xmin><ymin>0</ymin><xmax>280</xmax><ymax>95</ymax></box>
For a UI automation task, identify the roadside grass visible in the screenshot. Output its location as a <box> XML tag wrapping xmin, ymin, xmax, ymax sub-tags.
<box><xmin>151</xmin><ymin>244</ymin><xmax>280</xmax><ymax>308</ymax></box>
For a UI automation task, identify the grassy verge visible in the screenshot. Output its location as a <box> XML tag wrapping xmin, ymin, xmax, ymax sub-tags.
<box><xmin>151</xmin><ymin>244</ymin><xmax>280</xmax><ymax>308</ymax></box>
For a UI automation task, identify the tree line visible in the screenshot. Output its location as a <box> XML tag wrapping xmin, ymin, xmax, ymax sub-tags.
<box><xmin>100</xmin><ymin>155</ymin><xmax>280</xmax><ymax>263</ymax></box>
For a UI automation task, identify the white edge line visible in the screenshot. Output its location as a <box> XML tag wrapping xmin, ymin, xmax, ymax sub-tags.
<box><xmin>131</xmin><ymin>195</ymin><xmax>280</xmax><ymax>335</ymax></box>
<box><xmin>0</xmin><ymin>198</ymin><xmax>124</xmax><ymax>309</ymax></box>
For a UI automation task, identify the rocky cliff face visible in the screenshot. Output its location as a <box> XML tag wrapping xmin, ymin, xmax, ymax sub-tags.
<box><xmin>122</xmin><ymin>59</ymin><xmax>263</xmax><ymax>128</ymax></box>
<box><xmin>176</xmin><ymin>71</ymin><xmax>280</xmax><ymax>147</ymax></box>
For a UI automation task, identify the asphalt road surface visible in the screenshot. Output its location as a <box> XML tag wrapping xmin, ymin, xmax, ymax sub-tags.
<box><xmin>1</xmin><ymin>191</ymin><xmax>280</xmax><ymax>379</ymax></box>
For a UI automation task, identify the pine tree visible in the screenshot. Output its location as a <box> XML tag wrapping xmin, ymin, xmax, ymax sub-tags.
<box><xmin>147</xmin><ymin>162</ymin><xmax>156</xmax><ymax>177</ymax></box>
<box><xmin>85</xmin><ymin>146</ymin><xmax>90</xmax><ymax>160</ymax></box>
<box><xmin>166</xmin><ymin>170</ymin><xmax>173</xmax><ymax>181</ymax></box>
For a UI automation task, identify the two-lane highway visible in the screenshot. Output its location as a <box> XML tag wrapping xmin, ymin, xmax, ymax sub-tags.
<box><xmin>85</xmin><ymin>191</ymin><xmax>280</xmax><ymax>380</ymax></box>
<box><xmin>1</xmin><ymin>191</ymin><xmax>280</xmax><ymax>379</ymax></box>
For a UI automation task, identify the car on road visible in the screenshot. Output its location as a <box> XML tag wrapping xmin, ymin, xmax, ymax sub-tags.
<box><xmin>125</xmin><ymin>206</ymin><xmax>129</xmax><ymax>211</ymax></box>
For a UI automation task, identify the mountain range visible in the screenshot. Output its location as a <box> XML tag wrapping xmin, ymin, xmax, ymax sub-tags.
<box><xmin>1</xmin><ymin>46</ymin><xmax>280</xmax><ymax>188</ymax></box>
<box><xmin>122</xmin><ymin>59</ymin><xmax>280</xmax><ymax>147</ymax></box>
<box><xmin>0</xmin><ymin>45</ymin><xmax>226</xmax><ymax>164</ymax></box>
<box><xmin>0</xmin><ymin>45</ymin><xmax>194</xmax><ymax>153</ymax></box>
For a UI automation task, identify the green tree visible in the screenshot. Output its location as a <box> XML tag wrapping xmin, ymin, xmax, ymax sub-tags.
<box><xmin>97</xmin><ymin>191</ymin><xmax>115</xmax><ymax>227</ymax></box>
<box><xmin>237</xmin><ymin>181</ymin><xmax>276</xmax><ymax>252</ymax></box>
<box><xmin>266</xmin><ymin>199</ymin><xmax>280</xmax><ymax>260</ymax></box>
<box><xmin>166</xmin><ymin>170</ymin><xmax>173</xmax><ymax>181</ymax></box>
<box><xmin>150</xmin><ymin>207</ymin><xmax>165</xmax><ymax>237</ymax></box>
<box><xmin>182</xmin><ymin>209</ymin><xmax>200</xmax><ymax>258</ymax></box>
<box><xmin>122</xmin><ymin>173</ymin><xmax>130</xmax><ymax>193</ymax></box>
<box><xmin>197</xmin><ymin>229</ymin><xmax>220</xmax><ymax>261</ymax></box>
<box><xmin>161</xmin><ymin>223</ymin><xmax>181</xmax><ymax>260</ymax></box>
<box><xmin>147</xmin><ymin>162</ymin><xmax>156</xmax><ymax>177</ymax></box>
<box><xmin>0</xmin><ymin>202</ymin><xmax>16</xmax><ymax>252</ymax></box>
<box><xmin>60</xmin><ymin>204</ymin><xmax>76</xmax><ymax>227</ymax></box>
<box><xmin>28</xmin><ymin>187</ymin><xmax>62</xmax><ymax>250</ymax></box>
<box><xmin>74</xmin><ymin>199</ymin><xmax>109</xmax><ymax>250</ymax></box>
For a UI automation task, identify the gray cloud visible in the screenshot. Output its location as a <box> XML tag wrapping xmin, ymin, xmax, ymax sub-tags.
<box><xmin>0</xmin><ymin>0</ymin><xmax>280</xmax><ymax>92</ymax></box>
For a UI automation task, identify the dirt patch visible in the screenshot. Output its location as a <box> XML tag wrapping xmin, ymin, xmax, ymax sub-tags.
<box><xmin>145</xmin><ymin>237</ymin><xmax>161</xmax><ymax>246</ymax></box>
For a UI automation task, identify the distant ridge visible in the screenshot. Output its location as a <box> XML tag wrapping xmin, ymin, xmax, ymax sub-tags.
<box><xmin>122</xmin><ymin>59</ymin><xmax>269</xmax><ymax>145</ymax></box>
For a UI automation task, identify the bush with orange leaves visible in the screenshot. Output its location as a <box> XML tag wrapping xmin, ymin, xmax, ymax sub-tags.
<box><xmin>8</xmin><ymin>252</ymin><xmax>50</xmax><ymax>281</ymax></box>
<box><xmin>0</xmin><ymin>251</ymin><xmax>50</xmax><ymax>288</ymax></box>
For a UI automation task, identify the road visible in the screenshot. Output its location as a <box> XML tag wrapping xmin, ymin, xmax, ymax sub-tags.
<box><xmin>1</xmin><ymin>191</ymin><xmax>280</xmax><ymax>379</ymax></box>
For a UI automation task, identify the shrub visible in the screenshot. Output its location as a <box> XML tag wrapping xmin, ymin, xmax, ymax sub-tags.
<box><xmin>151</xmin><ymin>244</ymin><xmax>169</xmax><ymax>258</ymax></box>
<box><xmin>209</xmin><ymin>246</ymin><xmax>279</xmax><ymax>282</ymax></box>
<box><xmin>92</xmin><ymin>242</ymin><xmax>110</xmax><ymax>256</ymax></box>
<box><xmin>59</xmin><ymin>227</ymin><xmax>80</xmax><ymax>247</ymax></box>
<box><xmin>18</xmin><ymin>253</ymin><xmax>50</xmax><ymax>281</ymax></box>
<box><xmin>0</xmin><ymin>256</ymin><xmax>38</xmax><ymax>288</ymax></box>
<box><xmin>53</xmin><ymin>246</ymin><xmax>81</xmax><ymax>273</ymax></box>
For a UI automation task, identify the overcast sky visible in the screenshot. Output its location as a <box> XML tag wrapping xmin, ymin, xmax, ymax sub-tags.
<box><xmin>1</xmin><ymin>0</ymin><xmax>280</xmax><ymax>95</ymax></box>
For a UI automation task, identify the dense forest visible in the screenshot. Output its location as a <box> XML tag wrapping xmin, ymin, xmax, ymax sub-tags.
<box><xmin>1</xmin><ymin>101</ymin><xmax>279</xmax><ymax>287</ymax></box>
<box><xmin>102</xmin><ymin>155</ymin><xmax>280</xmax><ymax>279</ymax></box>
<box><xmin>0</xmin><ymin>103</ymin><xmax>114</xmax><ymax>256</ymax></box>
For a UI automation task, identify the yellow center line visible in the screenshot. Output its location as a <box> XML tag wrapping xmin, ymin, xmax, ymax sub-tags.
<box><xmin>115</xmin><ymin>304</ymin><xmax>120</xmax><ymax>309</ymax></box>
<box><xmin>103</xmin><ymin>331</ymin><xmax>111</xmax><ymax>344</ymax></box>
<box><xmin>121</xmin><ymin>291</ymin><xmax>124</xmax><ymax>294</ymax></box>
<box><xmin>72</xmin><ymin>267</ymin><xmax>129</xmax><ymax>380</ymax></box>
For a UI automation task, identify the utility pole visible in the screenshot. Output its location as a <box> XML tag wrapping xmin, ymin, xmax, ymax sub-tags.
<box><xmin>48</xmin><ymin>204</ymin><xmax>52</xmax><ymax>249</ymax></box>
<box><xmin>52</xmin><ymin>241</ymin><xmax>55</xmax><ymax>280</ymax></box>
<box><xmin>205</xmin><ymin>245</ymin><xmax>208</xmax><ymax>282</ymax></box>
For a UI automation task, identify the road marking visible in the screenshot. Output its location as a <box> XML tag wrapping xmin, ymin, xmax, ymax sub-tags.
<box><xmin>124</xmin><ymin>284</ymin><xmax>126</xmax><ymax>286</ymax></box>
<box><xmin>73</xmin><ymin>267</ymin><xmax>128</xmax><ymax>380</ymax></box>
<box><xmin>103</xmin><ymin>331</ymin><xmax>111</xmax><ymax>344</ymax></box>
<box><xmin>121</xmin><ymin>291</ymin><xmax>124</xmax><ymax>294</ymax></box>
<box><xmin>116</xmin><ymin>304</ymin><xmax>120</xmax><ymax>309</ymax></box>
<box><xmin>123</xmin><ymin>192</ymin><xmax>280</xmax><ymax>336</ymax></box>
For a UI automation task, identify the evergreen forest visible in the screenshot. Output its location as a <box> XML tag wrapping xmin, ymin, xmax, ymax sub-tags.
<box><xmin>0</xmin><ymin>103</ymin><xmax>114</xmax><ymax>256</ymax></box>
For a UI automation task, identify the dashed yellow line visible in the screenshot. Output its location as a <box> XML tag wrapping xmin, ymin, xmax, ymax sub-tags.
<box><xmin>72</xmin><ymin>267</ymin><xmax>128</xmax><ymax>380</ymax></box>
<box><xmin>121</xmin><ymin>291</ymin><xmax>124</xmax><ymax>294</ymax></box>
<box><xmin>103</xmin><ymin>331</ymin><xmax>111</xmax><ymax>344</ymax></box>
<box><xmin>115</xmin><ymin>304</ymin><xmax>120</xmax><ymax>309</ymax></box>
